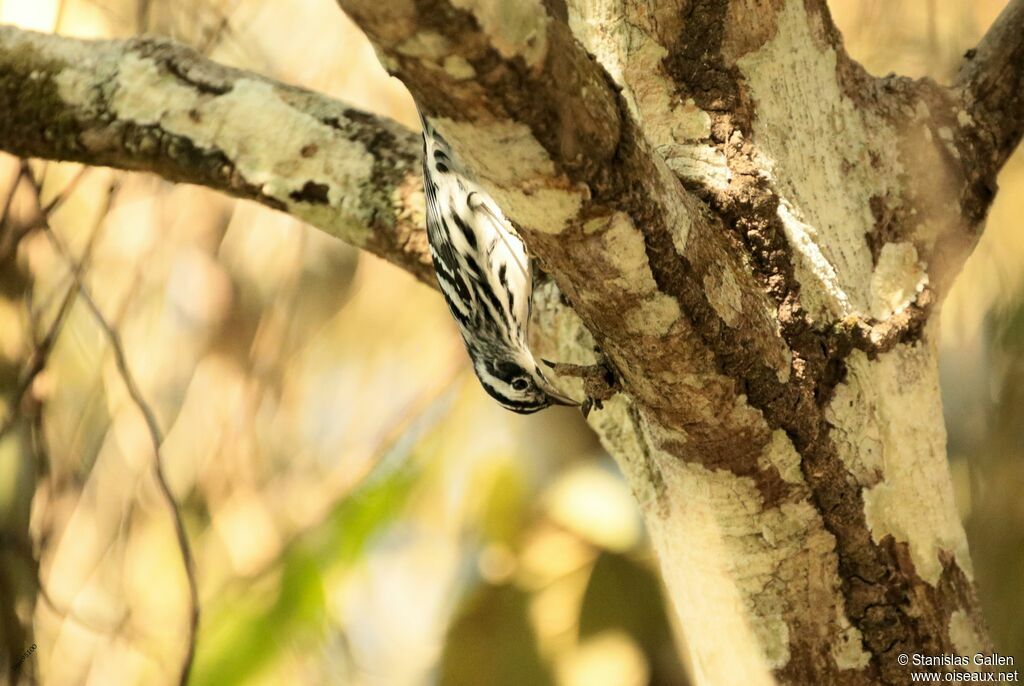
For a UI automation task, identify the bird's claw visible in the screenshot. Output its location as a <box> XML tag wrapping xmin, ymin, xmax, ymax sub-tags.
<box><xmin>543</xmin><ymin>353</ymin><xmax>618</xmax><ymax>419</ymax></box>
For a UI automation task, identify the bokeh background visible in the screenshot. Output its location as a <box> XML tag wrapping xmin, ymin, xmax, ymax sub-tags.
<box><xmin>0</xmin><ymin>1</ymin><xmax>1019</xmax><ymax>684</ymax></box>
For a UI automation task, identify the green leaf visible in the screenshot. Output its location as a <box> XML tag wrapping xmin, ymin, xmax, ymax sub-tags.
<box><xmin>188</xmin><ymin>549</ymin><xmax>325</xmax><ymax>686</ymax></box>
<box><xmin>190</xmin><ymin>464</ymin><xmax>418</xmax><ymax>686</ymax></box>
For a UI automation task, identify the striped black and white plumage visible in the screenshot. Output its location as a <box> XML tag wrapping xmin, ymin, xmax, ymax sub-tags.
<box><xmin>419</xmin><ymin>112</ymin><xmax>573</xmax><ymax>414</ymax></box>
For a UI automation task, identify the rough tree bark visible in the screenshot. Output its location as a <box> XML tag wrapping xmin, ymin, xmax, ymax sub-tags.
<box><xmin>0</xmin><ymin>0</ymin><xmax>1022</xmax><ymax>683</ymax></box>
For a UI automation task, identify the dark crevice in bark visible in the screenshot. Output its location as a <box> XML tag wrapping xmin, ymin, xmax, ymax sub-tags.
<box><xmin>289</xmin><ymin>180</ymin><xmax>330</xmax><ymax>204</ymax></box>
<box><xmin>867</xmin><ymin>194</ymin><xmax>905</xmax><ymax>266</ymax></box>
<box><xmin>161</xmin><ymin>53</ymin><xmax>234</xmax><ymax>96</ymax></box>
<box><xmin>661</xmin><ymin>0</ymin><xmax>754</xmax><ymax>126</ymax></box>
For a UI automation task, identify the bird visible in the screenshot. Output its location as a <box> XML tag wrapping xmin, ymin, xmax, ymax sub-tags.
<box><xmin>418</xmin><ymin>110</ymin><xmax>575</xmax><ymax>413</ymax></box>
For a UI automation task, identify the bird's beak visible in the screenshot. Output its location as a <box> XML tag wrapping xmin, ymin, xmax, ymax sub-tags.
<box><xmin>536</xmin><ymin>362</ymin><xmax>579</xmax><ymax>406</ymax></box>
<box><xmin>543</xmin><ymin>385</ymin><xmax>578</xmax><ymax>407</ymax></box>
<box><xmin>550</xmin><ymin>393</ymin><xmax>576</xmax><ymax>406</ymax></box>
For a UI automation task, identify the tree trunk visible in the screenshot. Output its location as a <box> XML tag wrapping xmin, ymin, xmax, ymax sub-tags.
<box><xmin>2</xmin><ymin>0</ymin><xmax>1023</xmax><ymax>682</ymax></box>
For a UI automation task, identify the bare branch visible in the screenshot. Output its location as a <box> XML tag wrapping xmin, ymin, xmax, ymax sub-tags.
<box><xmin>0</xmin><ymin>166</ymin><xmax>99</xmax><ymax>442</ymax></box>
<box><xmin>0</xmin><ymin>25</ymin><xmax>434</xmax><ymax>284</ymax></box>
<box><xmin>957</xmin><ymin>0</ymin><xmax>1024</xmax><ymax>172</ymax></box>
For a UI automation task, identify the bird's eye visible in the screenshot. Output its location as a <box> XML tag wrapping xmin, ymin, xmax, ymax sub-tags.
<box><xmin>511</xmin><ymin>377</ymin><xmax>529</xmax><ymax>392</ymax></box>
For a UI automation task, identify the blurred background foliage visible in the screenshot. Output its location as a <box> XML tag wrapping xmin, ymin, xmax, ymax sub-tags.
<box><xmin>0</xmin><ymin>0</ymin><xmax>1019</xmax><ymax>684</ymax></box>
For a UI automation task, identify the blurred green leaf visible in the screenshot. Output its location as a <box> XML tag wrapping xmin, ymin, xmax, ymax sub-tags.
<box><xmin>190</xmin><ymin>463</ymin><xmax>419</xmax><ymax>686</ymax></box>
<box><xmin>189</xmin><ymin>550</ymin><xmax>324</xmax><ymax>686</ymax></box>
<box><xmin>314</xmin><ymin>460</ymin><xmax>420</xmax><ymax>570</ymax></box>
<box><xmin>439</xmin><ymin>583</ymin><xmax>553</xmax><ymax>686</ymax></box>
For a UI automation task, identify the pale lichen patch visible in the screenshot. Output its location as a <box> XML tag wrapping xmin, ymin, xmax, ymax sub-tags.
<box><xmin>738</xmin><ymin>0</ymin><xmax>901</xmax><ymax>316</ymax></box>
<box><xmin>530</xmin><ymin>279</ymin><xmax>598</xmax><ymax>365</ymax></box>
<box><xmin>433</xmin><ymin>117</ymin><xmax>554</xmax><ymax>183</ymax></box>
<box><xmin>589</xmin><ymin>213</ymin><xmax>682</xmax><ymax>335</ymax></box>
<box><xmin>442</xmin><ymin>54</ymin><xmax>475</xmax><ymax>80</ymax></box>
<box><xmin>949</xmin><ymin>609</ymin><xmax>986</xmax><ymax>659</ymax></box>
<box><xmin>757</xmin><ymin>430</ymin><xmax>805</xmax><ymax>486</ymax></box>
<box><xmin>624</xmin><ymin>293</ymin><xmax>681</xmax><ymax>336</ymax></box>
<box><xmin>602</xmin><ymin>212</ymin><xmax>659</xmax><ymax>294</ymax></box>
<box><xmin>432</xmin><ymin>117</ymin><xmax>584</xmax><ymax>234</ymax></box>
<box><xmin>54</xmin><ymin>63</ymin><xmax>102</xmax><ymax>110</ymax></box>
<box><xmin>661</xmin><ymin>143</ymin><xmax>732</xmax><ymax>190</ymax></box>
<box><xmin>672</xmin><ymin>100</ymin><xmax>713</xmax><ymax>142</ymax></box>
<box><xmin>496</xmin><ymin>187</ymin><xmax>582</xmax><ymax>236</ymax></box>
<box><xmin>831</xmin><ymin>342</ymin><xmax>973</xmax><ymax>585</ymax></box>
<box><xmin>758</xmin><ymin>619</ymin><xmax>791</xmax><ymax>669</ymax></box>
<box><xmin>396</xmin><ymin>30</ymin><xmax>450</xmax><ymax>59</ymax></box>
<box><xmin>703</xmin><ymin>265</ymin><xmax>744</xmax><ymax>327</ymax></box>
<box><xmin>102</xmin><ymin>54</ymin><xmax>377</xmax><ymax>244</ymax></box>
<box><xmin>831</xmin><ymin>623</ymin><xmax>872</xmax><ymax>670</ymax></box>
<box><xmin>105</xmin><ymin>54</ymin><xmax>194</xmax><ymax>123</ymax></box>
<box><xmin>870</xmin><ymin>242</ymin><xmax>927</xmax><ymax>320</ymax></box>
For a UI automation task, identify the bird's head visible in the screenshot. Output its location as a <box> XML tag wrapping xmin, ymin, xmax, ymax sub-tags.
<box><xmin>472</xmin><ymin>351</ymin><xmax>575</xmax><ymax>414</ymax></box>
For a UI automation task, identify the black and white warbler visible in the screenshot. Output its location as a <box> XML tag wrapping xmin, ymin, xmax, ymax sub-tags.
<box><xmin>419</xmin><ymin>111</ymin><xmax>575</xmax><ymax>414</ymax></box>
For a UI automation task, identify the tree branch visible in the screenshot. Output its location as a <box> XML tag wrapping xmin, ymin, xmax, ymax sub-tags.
<box><xmin>0</xmin><ymin>25</ymin><xmax>434</xmax><ymax>284</ymax></box>
<box><xmin>957</xmin><ymin>0</ymin><xmax>1024</xmax><ymax>173</ymax></box>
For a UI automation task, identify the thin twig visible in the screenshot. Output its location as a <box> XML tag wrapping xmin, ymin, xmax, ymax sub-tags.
<box><xmin>23</xmin><ymin>169</ymin><xmax>199</xmax><ymax>686</ymax></box>
<box><xmin>0</xmin><ymin>165</ymin><xmax>21</xmax><ymax>223</ymax></box>
<box><xmin>195</xmin><ymin>0</ymin><xmax>242</xmax><ymax>55</ymax></box>
<box><xmin>0</xmin><ymin>171</ymin><xmax>115</xmax><ymax>442</ymax></box>
<box><xmin>137</xmin><ymin>0</ymin><xmax>152</xmax><ymax>33</ymax></box>
<box><xmin>40</xmin><ymin>167</ymin><xmax>89</xmax><ymax>216</ymax></box>
<box><xmin>0</xmin><ymin>284</ymin><xmax>75</xmax><ymax>443</ymax></box>
<box><xmin>0</xmin><ymin>166</ymin><xmax>26</xmax><ymax>260</ymax></box>
<box><xmin>54</xmin><ymin>0</ymin><xmax>69</xmax><ymax>33</ymax></box>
